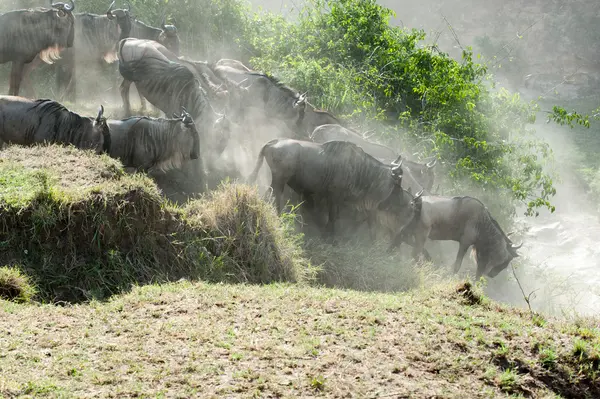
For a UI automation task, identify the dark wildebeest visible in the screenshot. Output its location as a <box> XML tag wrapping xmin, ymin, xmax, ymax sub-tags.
<box><xmin>0</xmin><ymin>95</ymin><xmax>110</xmax><ymax>154</ymax></box>
<box><xmin>117</xmin><ymin>39</ymin><xmax>229</xmax><ymax>112</ymax></box>
<box><xmin>125</xmin><ymin>14</ymin><xmax>181</xmax><ymax>111</ymax></box>
<box><xmin>391</xmin><ymin>195</ymin><xmax>523</xmax><ymax>279</ymax></box>
<box><xmin>0</xmin><ymin>0</ymin><xmax>76</xmax><ymax>96</ymax></box>
<box><xmin>106</xmin><ymin>108</ymin><xmax>200</xmax><ymax>175</ymax></box>
<box><xmin>211</xmin><ymin>66</ymin><xmax>307</xmax><ymax>137</ymax></box>
<box><xmin>248</xmin><ymin>139</ymin><xmax>415</xmax><ymax>239</ymax></box>
<box><xmin>20</xmin><ymin>1</ymin><xmax>134</xmax><ymax>101</ymax></box>
<box><xmin>117</xmin><ymin>38</ymin><xmax>231</xmax><ymax>175</ymax></box>
<box><xmin>311</xmin><ymin>123</ymin><xmax>437</xmax><ymax>192</ymax></box>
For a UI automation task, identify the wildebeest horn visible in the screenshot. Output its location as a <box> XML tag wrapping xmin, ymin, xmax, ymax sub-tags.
<box><xmin>391</xmin><ymin>159</ymin><xmax>403</xmax><ymax>173</ymax></box>
<box><xmin>390</xmin><ymin>154</ymin><xmax>402</xmax><ymax>166</ymax></box>
<box><xmin>426</xmin><ymin>159</ymin><xmax>437</xmax><ymax>168</ymax></box>
<box><xmin>511</xmin><ymin>242</ymin><xmax>523</xmax><ymax>250</ymax></box>
<box><xmin>106</xmin><ymin>0</ymin><xmax>115</xmax><ymax>19</ymax></box>
<box><xmin>415</xmin><ymin>188</ymin><xmax>424</xmax><ymax>198</ymax></box>
<box><xmin>362</xmin><ymin>130</ymin><xmax>375</xmax><ymax>139</ymax></box>
<box><xmin>97</xmin><ymin>105</ymin><xmax>104</xmax><ymax>120</ymax></box>
<box><xmin>65</xmin><ymin>0</ymin><xmax>74</xmax><ymax>12</ymax></box>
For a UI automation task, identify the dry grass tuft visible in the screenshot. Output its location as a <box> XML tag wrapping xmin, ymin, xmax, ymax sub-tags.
<box><xmin>0</xmin><ymin>265</ymin><xmax>37</xmax><ymax>303</ymax></box>
<box><xmin>307</xmin><ymin>238</ymin><xmax>439</xmax><ymax>293</ymax></box>
<box><xmin>456</xmin><ymin>280</ymin><xmax>488</xmax><ymax>306</ymax></box>
<box><xmin>183</xmin><ymin>183</ymin><xmax>318</xmax><ymax>285</ymax></box>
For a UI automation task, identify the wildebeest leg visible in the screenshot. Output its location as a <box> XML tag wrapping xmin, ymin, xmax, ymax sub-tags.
<box><xmin>57</xmin><ymin>52</ymin><xmax>76</xmax><ymax>102</ymax></box>
<box><xmin>411</xmin><ymin>226</ymin><xmax>430</xmax><ymax>262</ymax></box>
<box><xmin>120</xmin><ymin>79</ymin><xmax>133</xmax><ymax>117</ymax></box>
<box><xmin>271</xmin><ymin>178</ymin><xmax>287</xmax><ymax>214</ymax></box>
<box><xmin>325</xmin><ymin>198</ymin><xmax>339</xmax><ymax>241</ymax></box>
<box><xmin>452</xmin><ymin>242</ymin><xmax>470</xmax><ymax>274</ymax></box>
<box><xmin>8</xmin><ymin>61</ymin><xmax>25</xmax><ymax>96</ymax></box>
<box><xmin>388</xmin><ymin>232</ymin><xmax>433</xmax><ymax>261</ymax></box>
<box><xmin>366</xmin><ymin>211</ymin><xmax>379</xmax><ymax>241</ymax></box>
<box><xmin>138</xmin><ymin>88</ymin><xmax>147</xmax><ymax>112</ymax></box>
<box><xmin>21</xmin><ymin>58</ymin><xmax>41</xmax><ymax>98</ymax></box>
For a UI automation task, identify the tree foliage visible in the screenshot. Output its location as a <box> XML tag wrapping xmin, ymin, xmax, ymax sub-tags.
<box><xmin>248</xmin><ymin>0</ymin><xmax>556</xmax><ymax>219</ymax></box>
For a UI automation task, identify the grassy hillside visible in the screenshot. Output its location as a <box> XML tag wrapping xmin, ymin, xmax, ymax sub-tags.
<box><xmin>1</xmin><ymin>281</ymin><xmax>599</xmax><ymax>398</ymax></box>
<box><xmin>0</xmin><ymin>144</ymin><xmax>315</xmax><ymax>303</ymax></box>
<box><xmin>0</xmin><ymin>131</ymin><xmax>598</xmax><ymax>399</ymax></box>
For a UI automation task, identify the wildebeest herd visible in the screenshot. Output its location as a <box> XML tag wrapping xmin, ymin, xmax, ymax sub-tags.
<box><xmin>0</xmin><ymin>1</ymin><xmax>523</xmax><ymax>280</ymax></box>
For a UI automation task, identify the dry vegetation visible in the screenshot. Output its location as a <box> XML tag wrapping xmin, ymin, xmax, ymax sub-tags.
<box><xmin>0</xmin><ymin>144</ymin><xmax>315</xmax><ymax>303</ymax></box>
<box><xmin>1</xmin><ymin>281</ymin><xmax>599</xmax><ymax>398</ymax></box>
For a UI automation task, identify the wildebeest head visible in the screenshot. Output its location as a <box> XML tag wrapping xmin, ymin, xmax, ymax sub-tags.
<box><xmin>84</xmin><ymin>105</ymin><xmax>111</xmax><ymax>154</ymax></box>
<box><xmin>408</xmin><ymin>158</ymin><xmax>437</xmax><ymax>192</ymax></box>
<box><xmin>390</xmin><ymin>155</ymin><xmax>404</xmax><ymax>186</ymax></box>
<box><xmin>173</xmin><ymin>108</ymin><xmax>200</xmax><ymax>160</ymax></box>
<box><xmin>106</xmin><ymin>1</ymin><xmax>133</xmax><ymax>39</ymax></box>
<box><xmin>474</xmin><ymin>223</ymin><xmax>523</xmax><ymax>279</ymax></box>
<box><xmin>158</xmin><ymin>16</ymin><xmax>180</xmax><ymax>56</ymax></box>
<box><xmin>49</xmin><ymin>0</ymin><xmax>77</xmax><ymax>49</ymax></box>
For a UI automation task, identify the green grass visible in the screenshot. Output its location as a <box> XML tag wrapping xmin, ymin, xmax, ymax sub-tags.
<box><xmin>0</xmin><ymin>281</ymin><xmax>598</xmax><ymax>398</ymax></box>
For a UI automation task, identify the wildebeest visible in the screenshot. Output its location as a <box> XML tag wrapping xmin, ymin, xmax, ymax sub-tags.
<box><xmin>310</xmin><ymin>123</ymin><xmax>437</xmax><ymax>192</ymax></box>
<box><xmin>129</xmin><ymin>14</ymin><xmax>180</xmax><ymax>56</ymax></box>
<box><xmin>311</xmin><ymin>124</ymin><xmax>397</xmax><ymax>162</ymax></box>
<box><xmin>0</xmin><ymin>0</ymin><xmax>76</xmax><ymax>96</ymax></box>
<box><xmin>117</xmin><ymin>38</ymin><xmax>231</xmax><ymax>173</ymax></box>
<box><xmin>117</xmin><ymin>39</ymin><xmax>229</xmax><ymax>110</ymax></box>
<box><xmin>211</xmin><ymin>67</ymin><xmax>307</xmax><ymax>136</ymax></box>
<box><xmin>0</xmin><ymin>95</ymin><xmax>110</xmax><ymax>154</ymax></box>
<box><xmin>125</xmin><ymin>13</ymin><xmax>181</xmax><ymax>111</ymax></box>
<box><xmin>392</xmin><ymin>195</ymin><xmax>523</xmax><ymax>279</ymax></box>
<box><xmin>106</xmin><ymin>108</ymin><xmax>200</xmax><ymax>177</ymax></box>
<box><xmin>248</xmin><ymin>139</ymin><xmax>415</xmax><ymax>238</ymax></box>
<box><xmin>298</xmin><ymin>103</ymin><xmax>343</xmax><ymax>138</ymax></box>
<box><xmin>19</xmin><ymin>2</ymin><xmax>135</xmax><ymax>101</ymax></box>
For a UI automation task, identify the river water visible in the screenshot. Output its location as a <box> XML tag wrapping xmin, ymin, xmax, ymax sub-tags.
<box><xmin>485</xmin><ymin>117</ymin><xmax>600</xmax><ymax>318</ymax></box>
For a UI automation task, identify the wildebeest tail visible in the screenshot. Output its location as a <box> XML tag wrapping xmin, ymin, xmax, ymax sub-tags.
<box><xmin>247</xmin><ymin>139</ymin><xmax>278</xmax><ymax>184</ymax></box>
